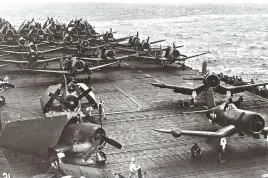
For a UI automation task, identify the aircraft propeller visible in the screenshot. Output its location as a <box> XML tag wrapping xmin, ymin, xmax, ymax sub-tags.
<box><xmin>81</xmin><ymin>102</ymin><xmax>122</xmax><ymax>161</ymax></box>
<box><xmin>48</xmin><ymin>87</ymin><xmax>92</xmax><ymax>111</ymax></box>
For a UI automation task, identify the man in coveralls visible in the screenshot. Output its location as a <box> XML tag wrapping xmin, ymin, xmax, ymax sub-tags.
<box><xmin>129</xmin><ymin>157</ymin><xmax>141</xmax><ymax>178</ymax></box>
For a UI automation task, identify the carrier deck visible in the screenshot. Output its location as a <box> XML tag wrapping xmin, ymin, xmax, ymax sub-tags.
<box><xmin>0</xmin><ymin>46</ymin><xmax>268</xmax><ymax>178</ymax></box>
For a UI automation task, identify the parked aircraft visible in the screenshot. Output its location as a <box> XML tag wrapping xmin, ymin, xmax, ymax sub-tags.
<box><xmin>1</xmin><ymin>42</ymin><xmax>63</xmax><ymax>57</ymax></box>
<box><xmin>115</xmin><ymin>36</ymin><xmax>166</xmax><ymax>52</ymax></box>
<box><xmin>0</xmin><ymin>82</ymin><xmax>122</xmax><ymax>168</ymax></box>
<box><xmin>150</xmin><ymin>61</ymin><xmax>268</xmax><ymax>98</ymax></box>
<box><xmin>153</xmin><ymin>87</ymin><xmax>268</xmax><ymax>152</ymax></box>
<box><xmin>20</xmin><ymin>56</ymin><xmax>119</xmax><ymax>79</ymax></box>
<box><xmin>135</xmin><ymin>43</ymin><xmax>209</xmax><ymax>68</ymax></box>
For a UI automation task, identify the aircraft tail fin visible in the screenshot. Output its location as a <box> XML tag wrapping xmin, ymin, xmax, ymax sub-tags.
<box><xmin>202</xmin><ymin>61</ymin><xmax>207</xmax><ymax>76</ymax></box>
<box><xmin>0</xmin><ymin>154</ymin><xmax>14</xmax><ymax>178</ymax></box>
<box><xmin>207</xmin><ymin>87</ymin><xmax>216</xmax><ymax>109</ymax></box>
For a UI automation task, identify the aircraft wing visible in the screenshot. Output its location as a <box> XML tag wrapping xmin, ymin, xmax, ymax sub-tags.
<box><xmin>80</xmin><ymin>57</ymin><xmax>102</xmax><ymax>62</ymax></box>
<box><xmin>153</xmin><ymin>125</ymin><xmax>237</xmax><ymax>138</ymax></box>
<box><xmin>217</xmin><ymin>82</ymin><xmax>268</xmax><ymax>95</ymax></box>
<box><xmin>81</xmin><ymin>54</ymin><xmax>136</xmax><ymax>62</ymax></box>
<box><xmin>21</xmin><ymin>69</ymin><xmax>69</xmax><ymax>74</ymax></box>
<box><xmin>0</xmin><ymin>111</ymin><xmax>69</xmax><ymax>157</ymax></box>
<box><xmin>114</xmin><ymin>36</ymin><xmax>129</xmax><ymax>43</ymax></box>
<box><xmin>175</xmin><ymin>52</ymin><xmax>210</xmax><ymax>62</ymax></box>
<box><xmin>0</xmin><ymin>157</ymin><xmax>14</xmax><ymax>178</ymax></box>
<box><xmin>2</xmin><ymin>50</ymin><xmax>29</xmax><ymax>55</ymax></box>
<box><xmin>149</xmin><ymin>82</ymin><xmax>206</xmax><ymax>95</ymax></box>
<box><xmin>89</xmin><ymin>61</ymin><xmax>118</xmax><ymax>71</ymax></box>
<box><xmin>136</xmin><ymin>55</ymin><xmax>168</xmax><ymax>61</ymax></box>
<box><xmin>115</xmin><ymin>47</ymin><xmax>136</xmax><ymax>53</ymax></box>
<box><xmin>150</xmin><ymin>39</ymin><xmax>166</xmax><ymax>44</ymax></box>
<box><xmin>35</xmin><ymin>56</ymin><xmax>61</xmax><ymax>64</ymax></box>
<box><xmin>40</xmin><ymin>47</ymin><xmax>64</xmax><ymax>54</ymax></box>
<box><xmin>0</xmin><ymin>58</ymin><xmax>28</xmax><ymax>64</ymax></box>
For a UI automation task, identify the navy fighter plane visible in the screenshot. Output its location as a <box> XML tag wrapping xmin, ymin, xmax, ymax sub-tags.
<box><xmin>154</xmin><ymin>87</ymin><xmax>268</xmax><ymax>152</ymax></box>
<box><xmin>150</xmin><ymin>61</ymin><xmax>268</xmax><ymax>98</ymax></box>
<box><xmin>134</xmin><ymin>43</ymin><xmax>209</xmax><ymax>68</ymax></box>
<box><xmin>20</xmin><ymin>56</ymin><xmax>119</xmax><ymax>79</ymax></box>
<box><xmin>115</xmin><ymin>36</ymin><xmax>166</xmax><ymax>52</ymax></box>
<box><xmin>0</xmin><ymin>81</ymin><xmax>122</xmax><ymax>168</ymax></box>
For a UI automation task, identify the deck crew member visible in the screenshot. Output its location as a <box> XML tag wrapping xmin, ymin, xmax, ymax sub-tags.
<box><xmin>129</xmin><ymin>157</ymin><xmax>141</xmax><ymax>178</ymax></box>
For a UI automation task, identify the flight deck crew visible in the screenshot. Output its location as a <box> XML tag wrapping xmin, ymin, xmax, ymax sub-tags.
<box><xmin>129</xmin><ymin>157</ymin><xmax>141</xmax><ymax>178</ymax></box>
<box><xmin>191</xmin><ymin>143</ymin><xmax>201</xmax><ymax>157</ymax></box>
<box><xmin>99</xmin><ymin>101</ymin><xmax>106</xmax><ymax>120</ymax></box>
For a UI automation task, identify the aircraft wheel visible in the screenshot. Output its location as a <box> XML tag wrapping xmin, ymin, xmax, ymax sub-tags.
<box><xmin>87</xmin><ymin>75</ymin><xmax>91</xmax><ymax>81</ymax></box>
<box><xmin>160</xmin><ymin>62</ymin><xmax>165</xmax><ymax>68</ymax></box>
<box><xmin>96</xmin><ymin>151</ymin><xmax>107</xmax><ymax>165</ymax></box>
<box><xmin>0</xmin><ymin>96</ymin><xmax>5</xmax><ymax>106</ymax></box>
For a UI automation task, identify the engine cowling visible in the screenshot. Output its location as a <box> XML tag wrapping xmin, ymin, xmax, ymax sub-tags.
<box><xmin>5</xmin><ymin>29</ymin><xmax>14</xmax><ymax>41</ymax></box>
<box><xmin>236</xmin><ymin>113</ymin><xmax>265</xmax><ymax>136</ymax></box>
<box><xmin>81</xmin><ymin>40</ymin><xmax>90</xmax><ymax>48</ymax></box>
<box><xmin>172</xmin><ymin>49</ymin><xmax>180</xmax><ymax>58</ymax></box>
<box><xmin>204</xmin><ymin>74</ymin><xmax>220</xmax><ymax>89</ymax></box>
<box><xmin>104</xmin><ymin>50</ymin><xmax>115</xmax><ymax>59</ymax></box>
<box><xmin>37</xmin><ymin>29</ymin><xmax>45</xmax><ymax>36</ymax></box>
<box><xmin>56</xmin><ymin>24</ymin><xmax>61</xmax><ymax>30</ymax></box>
<box><xmin>61</xmin><ymin>93</ymin><xmax>81</xmax><ymax>111</ymax></box>
<box><xmin>80</xmin><ymin>23</ymin><xmax>86</xmax><ymax>31</ymax></box>
<box><xmin>59</xmin><ymin>122</ymin><xmax>106</xmax><ymax>152</ymax></box>
<box><xmin>142</xmin><ymin>42</ymin><xmax>150</xmax><ymax>51</ymax></box>
<box><xmin>18</xmin><ymin>37</ymin><xmax>26</xmax><ymax>46</ymax></box>
<box><xmin>71</xmin><ymin>58</ymin><xmax>85</xmax><ymax>74</ymax></box>
<box><xmin>64</xmin><ymin>34</ymin><xmax>72</xmax><ymax>44</ymax></box>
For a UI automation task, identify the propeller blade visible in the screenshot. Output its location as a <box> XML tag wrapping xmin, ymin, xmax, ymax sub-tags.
<box><xmin>153</xmin><ymin>128</ymin><xmax>172</xmax><ymax>134</ymax></box>
<box><xmin>48</xmin><ymin>92</ymin><xmax>72</xmax><ymax>109</ymax></box>
<box><xmin>110</xmin><ymin>28</ymin><xmax>112</xmax><ymax>33</ymax></box>
<box><xmin>104</xmin><ymin>137</ymin><xmax>122</xmax><ymax>149</ymax></box>
<box><xmin>77</xmin><ymin>88</ymin><xmax>92</xmax><ymax>100</ymax></box>
<box><xmin>147</xmin><ymin>37</ymin><xmax>150</xmax><ymax>43</ymax></box>
<box><xmin>137</xmin><ymin>31</ymin><xmax>139</xmax><ymax>37</ymax></box>
<box><xmin>173</xmin><ymin>42</ymin><xmax>175</xmax><ymax>49</ymax></box>
<box><xmin>183</xmin><ymin>77</ymin><xmax>204</xmax><ymax>80</ymax></box>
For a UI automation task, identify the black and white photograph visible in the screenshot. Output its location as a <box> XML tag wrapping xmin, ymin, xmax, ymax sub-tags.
<box><xmin>0</xmin><ymin>0</ymin><xmax>268</xmax><ymax>177</ymax></box>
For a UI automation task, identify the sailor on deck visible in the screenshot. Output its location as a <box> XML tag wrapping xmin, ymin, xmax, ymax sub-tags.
<box><xmin>129</xmin><ymin>157</ymin><xmax>140</xmax><ymax>178</ymax></box>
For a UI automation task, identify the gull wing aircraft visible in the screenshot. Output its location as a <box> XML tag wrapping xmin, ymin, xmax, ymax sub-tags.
<box><xmin>150</xmin><ymin>61</ymin><xmax>268</xmax><ymax>98</ymax></box>
<box><xmin>0</xmin><ymin>83</ymin><xmax>122</xmax><ymax>167</ymax></box>
<box><xmin>153</xmin><ymin>87</ymin><xmax>268</xmax><ymax>151</ymax></box>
